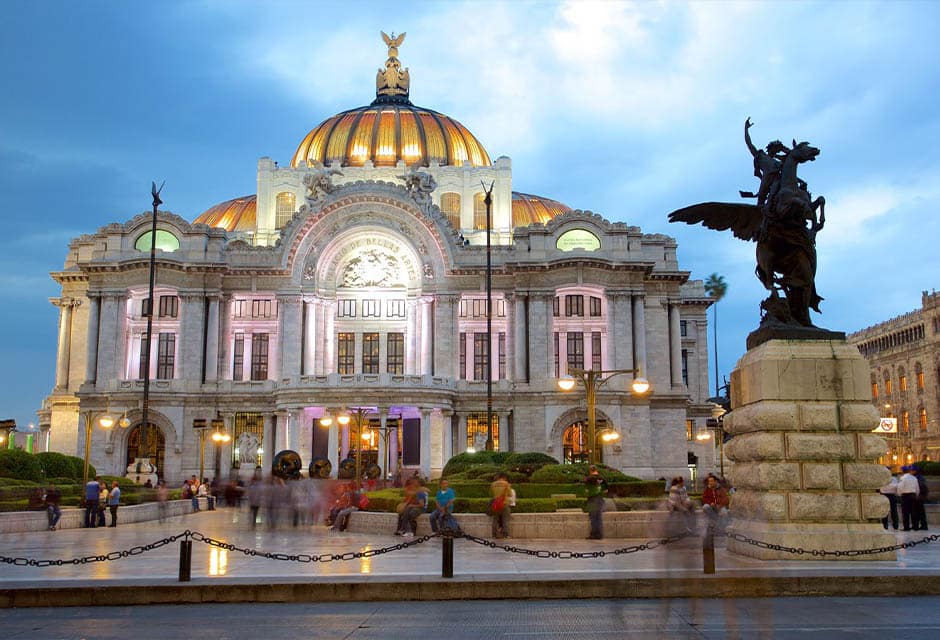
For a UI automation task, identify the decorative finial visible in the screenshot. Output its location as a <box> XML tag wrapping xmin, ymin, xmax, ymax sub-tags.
<box><xmin>375</xmin><ymin>31</ymin><xmax>411</xmax><ymax>104</ymax></box>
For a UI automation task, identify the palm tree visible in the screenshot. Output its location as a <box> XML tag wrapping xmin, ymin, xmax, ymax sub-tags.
<box><xmin>703</xmin><ymin>273</ymin><xmax>728</xmax><ymax>398</ymax></box>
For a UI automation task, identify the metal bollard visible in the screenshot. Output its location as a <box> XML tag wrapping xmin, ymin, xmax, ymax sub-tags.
<box><xmin>702</xmin><ymin>526</ymin><xmax>715</xmax><ymax>574</ymax></box>
<box><xmin>442</xmin><ymin>534</ymin><xmax>454</xmax><ymax>578</ymax></box>
<box><xmin>178</xmin><ymin>539</ymin><xmax>192</xmax><ymax>582</ymax></box>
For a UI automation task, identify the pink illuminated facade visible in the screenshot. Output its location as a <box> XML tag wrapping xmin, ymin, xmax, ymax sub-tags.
<box><xmin>41</xmin><ymin>36</ymin><xmax>716</xmax><ymax>483</ymax></box>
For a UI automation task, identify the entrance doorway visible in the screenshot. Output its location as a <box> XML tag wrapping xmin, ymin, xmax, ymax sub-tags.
<box><xmin>562</xmin><ymin>420</ymin><xmax>609</xmax><ymax>464</ymax></box>
<box><xmin>125</xmin><ymin>423</ymin><xmax>166</xmax><ymax>478</ymax></box>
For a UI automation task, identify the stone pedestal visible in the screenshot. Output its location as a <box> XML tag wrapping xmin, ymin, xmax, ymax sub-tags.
<box><xmin>724</xmin><ymin>339</ymin><xmax>895</xmax><ymax>560</ymax></box>
<box><xmin>125</xmin><ymin>457</ymin><xmax>159</xmax><ymax>487</ymax></box>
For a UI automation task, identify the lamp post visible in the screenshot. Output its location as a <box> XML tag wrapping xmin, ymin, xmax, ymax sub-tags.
<box><xmin>0</xmin><ymin>419</ymin><xmax>15</xmax><ymax>449</ymax></box>
<box><xmin>363</xmin><ymin>419</ymin><xmax>397</xmax><ymax>485</ymax></box>
<box><xmin>337</xmin><ymin>407</ymin><xmax>374</xmax><ymax>490</ymax></box>
<box><xmin>193</xmin><ymin>419</ymin><xmax>209</xmax><ymax>483</ymax></box>
<box><xmin>137</xmin><ymin>181</ymin><xmax>164</xmax><ymax>477</ymax></box>
<box><xmin>80</xmin><ymin>409</ymin><xmax>130</xmax><ymax>486</ymax></box>
<box><xmin>211</xmin><ymin>416</ymin><xmax>231</xmax><ymax>479</ymax></box>
<box><xmin>557</xmin><ymin>368</ymin><xmax>650</xmax><ymax>465</ymax></box>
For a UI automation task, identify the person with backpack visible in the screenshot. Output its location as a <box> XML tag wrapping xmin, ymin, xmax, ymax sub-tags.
<box><xmin>584</xmin><ymin>465</ymin><xmax>608</xmax><ymax>540</ymax></box>
<box><xmin>490</xmin><ymin>473</ymin><xmax>512</xmax><ymax>539</ymax></box>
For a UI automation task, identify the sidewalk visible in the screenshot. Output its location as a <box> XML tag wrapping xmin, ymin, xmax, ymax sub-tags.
<box><xmin>1</xmin><ymin>507</ymin><xmax>939</xmax><ymax>606</ymax></box>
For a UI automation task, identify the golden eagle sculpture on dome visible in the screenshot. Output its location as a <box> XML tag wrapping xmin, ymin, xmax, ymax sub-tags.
<box><xmin>376</xmin><ymin>31</ymin><xmax>411</xmax><ymax>103</ymax></box>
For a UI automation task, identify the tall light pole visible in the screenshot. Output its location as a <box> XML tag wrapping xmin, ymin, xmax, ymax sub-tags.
<box><xmin>482</xmin><ymin>180</ymin><xmax>495</xmax><ymax>451</ymax></box>
<box><xmin>138</xmin><ymin>181</ymin><xmax>164</xmax><ymax>476</ymax></box>
<box><xmin>338</xmin><ymin>407</ymin><xmax>373</xmax><ymax>490</ymax></box>
<box><xmin>558</xmin><ymin>368</ymin><xmax>650</xmax><ymax>465</ymax></box>
<box><xmin>193</xmin><ymin>419</ymin><xmax>209</xmax><ymax>483</ymax></box>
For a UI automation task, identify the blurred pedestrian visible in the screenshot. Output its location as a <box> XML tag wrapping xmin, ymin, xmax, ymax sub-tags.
<box><xmin>156</xmin><ymin>480</ymin><xmax>169</xmax><ymax>523</ymax></box>
<box><xmin>914</xmin><ymin>466</ymin><xmax>929</xmax><ymax>531</ymax></box>
<box><xmin>584</xmin><ymin>465</ymin><xmax>608</xmax><ymax>540</ymax></box>
<box><xmin>898</xmin><ymin>466</ymin><xmax>919</xmax><ymax>531</ymax></box>
<box><xmin>880</xmin><ymin>469</ymin><xmax>899</xmax><ymax>530</ymax></box>
<box><xmin>84</xmin><ymin>476</ymin><xmax>100</xmax><ymax>528</ymax></box>
<box><xmin>667</xmin><ymin>476</ymin><xmax>694</xmax><ymax>532</ymax></box>
<box><xmin>97</xmin><ymin>481</ymin><xmax>110</xmax><ymax>527</ymax></box>
<box><xmin>490</xmin><ymin>473</ymin><xmax>512</xmax><ymax>539</ymax></box>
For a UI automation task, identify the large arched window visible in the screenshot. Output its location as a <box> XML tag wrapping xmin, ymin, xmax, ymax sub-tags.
<box><xmin>899</xmin><ymin>367</ymin><xmax>907</xmax><ymax>392</ymax></box>
<box><xmin>466</xmin><ymin>413</ymin><xmax>499</xmax><ymax>451</ymax></box>
<box><xmin>473</xmin><ymin>192</ymin><xmax>488</xmax><ymax>230</ymax></box>
<box><xmin>135</xmin><ymin>230</ymin><xmax>179</xmax><ymax>252</ymax></box>
<box><xmin>563</xmin><ymin>422</ymin><xmax>590</xmax><ymax>465</ymax></box>
<box><xmin>916</xmin><ymin>362</ymin><xmax>925</xmax><ymax>390</ymax></box>
<box><xmin>902</xmin><ymin>410</ymin><xmax>910</xmax><ymax>432</ymax></box>
<box><xmin>920</xmin><ymin>407</ymin><xmax>929</xmax><ymax>431</ymax></box>
<box><xmin>440</xmin><ymin>192</ymin><xmax>461</xmax><ymax>230</ymax></box>
<box><xmin>275</xmin><ymin>191</ymin><xmax>296</xmax><ymax>229</ymax></box>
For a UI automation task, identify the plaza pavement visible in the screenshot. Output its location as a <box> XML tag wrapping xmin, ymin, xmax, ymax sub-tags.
<box><xmin>1</xmin><ymin>506</ymin><xmax>939</xmax><ymax>607</ymax></box>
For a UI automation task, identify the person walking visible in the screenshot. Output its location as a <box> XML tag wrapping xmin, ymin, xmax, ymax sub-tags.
<box><xmin>156</xmin><ymin>480</ymin><xmax>169</xmax><ymax>523</ymax></box>
<box><xmin>879</xmin><ymin>470</ymin><xmax>899</xmax><ymax>530</ymax></box>
<box><xmin>97</xmin><ymin>481</ymin><xmax>110</xmax><ymax>527</ymax></box>
<box><xmin>913</xmin><ymin>466</ymin><xmax>929</xmax><ymax>531</ymax></box>
<box><xmin>667</xmin><ymin>476</ymin><xmax>694</xmax><ymax>532</ymax></box>
<box><xmin>584</xmin><ymin>465</ymin><xmax>608</xmax><ymax>540</ymax></box>
<box><xmin>489</xmin><ymin>473</ymin><xmax>512</xmax><ymax>539</ymax></box>
<box><xmin>84</xmin><ymin>476</ymin><xmax>100</xmax><ymax>528</ymax></box>
<box><xmin>898</xmin><ymin>466</ymin><xmax>919</xmax><ymax>531</ymax></box>
<box><xmin>108</xmin><ymin>480</ymin><xmax>121</xmax><ymax>527</ymax></box>
<box><xmin>397</xmin><ymin>478</ymin><xmax>428</xmax><ymax>537</ymax></box>
<box><xmin>44</xmin><ymin>485</ymin><xmax>62</xmax><ymax>531</ymax></box>
<box><xmin>429</xmin><ymin>479</ymin><xmax>458</xmax><ymax>534</ymax></box>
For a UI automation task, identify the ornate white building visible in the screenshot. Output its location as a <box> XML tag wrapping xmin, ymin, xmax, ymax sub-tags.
<box><xmin>41</xmin><ymin>35</ymin><xmax>715</xmax><ymax>483</ymax></box>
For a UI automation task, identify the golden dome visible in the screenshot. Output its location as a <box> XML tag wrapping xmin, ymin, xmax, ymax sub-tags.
<box><xmin>193</xmin><ymin>195</ymin><xmax>256</xmax><ymax>232</ymax></box>
<box><xmin>512</xmin><ymin>192</ymin><xmax>572</xmax><ymax>227</ymax></box>
<box><xmin>290</xmin><ymin>104</ymin><xmax>491</xmax><ymax>169</ymax></box>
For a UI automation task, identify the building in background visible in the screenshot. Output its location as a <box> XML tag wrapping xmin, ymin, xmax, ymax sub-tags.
<box><xmin>40</xmin><ymin>35</ymin><xmax>715</xmax><ymax>484</ymax></box>
<box><xmin>849</xmin><ymin>290</ymin><xmax>940</xmax><ymax>468</ymax></box>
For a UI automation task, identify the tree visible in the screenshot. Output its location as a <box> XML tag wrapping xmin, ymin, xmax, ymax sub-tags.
<box><xmin>703</xmin><ymin>273</ymin><xmax>728</xmax><ymax>398</ymax></box>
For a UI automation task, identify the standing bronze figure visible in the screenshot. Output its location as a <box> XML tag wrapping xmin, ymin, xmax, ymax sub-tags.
<box><xmin>669</xmin><ymin>119</ymin><xmax>840</xmax><ymax>347</ymax></box>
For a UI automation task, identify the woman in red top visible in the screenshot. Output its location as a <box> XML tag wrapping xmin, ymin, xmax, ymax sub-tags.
<box><xmin>702</xmin><ymin>475</ymin><xmax>730</xmax><ymax>522</ymax></box>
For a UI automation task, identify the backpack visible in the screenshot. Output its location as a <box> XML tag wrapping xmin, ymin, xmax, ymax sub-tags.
<box><xmin>357</xmin><ymin>494</ymin><xmax>369</xmax><ymax>510</ymax></box>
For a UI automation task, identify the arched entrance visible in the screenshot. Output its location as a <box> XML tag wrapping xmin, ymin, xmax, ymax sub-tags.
<box><xmin>561</xmin><ymin>418</ymin><xmax>613</xmax><ymax>465</ymax></box>
<box><xmin>125</xmin><ymin>423</ymin><xmax>166</xmax><ymax>478</ymax></box>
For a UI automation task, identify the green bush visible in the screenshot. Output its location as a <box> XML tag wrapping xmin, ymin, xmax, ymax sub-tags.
<box><xmin>441</xmin><ymin>451</ymin><xmax>512</xmax><ymax>476</ymax></box>
<box><xmin>35</xmin><ymin>452</ymin><xmax>72</xmax><ymax>479</ymax></box>
<box><xmin>915</xmin><ymin>461</ymin><xmax>940</xmax><ymax>476</ymax></box>
<box><xmin>0</xmin><ymin>449</ymin><xmax>43</xmax><ymax>482</ymax></box>
<box><xmin>530</xmin><ymin>463</ymin><xmax>636</xmax><ymax>484</ymax></box>
<box><xmin>0</xmin><ymin>477</ymin><xmax>39</xmax><ymax>487</ymax></box>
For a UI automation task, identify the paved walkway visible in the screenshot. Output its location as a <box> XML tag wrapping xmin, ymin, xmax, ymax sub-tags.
<box><xmin>1</xmin><ymin>507</ymin><xmax>938</xmax><ymax>604</ymax></box>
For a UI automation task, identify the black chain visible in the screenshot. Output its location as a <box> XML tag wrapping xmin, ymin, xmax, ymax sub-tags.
<box><xmin>186</xmin><ymin>529</ymin><xmax>439</xmax><ymax>563</ymax></box>
<box><xmin>459</xmin><ymin>530</ymin><xmax>695</xmax><ymax>558</ymax></box>
<box><xmin>0</xmin><ymin>531</ymin><xmax>188</xmax><ymax>568</ymax></box>
<box><xmin>724</xmin><ymin>532</ymin><xmax>940</xmax><ymax>557</ymax></box>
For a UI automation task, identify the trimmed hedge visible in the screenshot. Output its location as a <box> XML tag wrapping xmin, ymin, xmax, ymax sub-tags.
<box><xmin>0</xmin><ymin>449</ymin><xmax>43</xmax><ymax>482</ymax></box>
<box><xmin>530</xmin><ymin>463</ymin><xmax>637</xmax><ymax>483</ymax></box>
<box><xmin>915</xmin><ymin>461</ymin><xmax>940</xmax><ymax>476</ymax></box>
<box><xmin>441</xmin><ymin>451</ymin><xmax>513</xmax><ymax>476</ymax></box>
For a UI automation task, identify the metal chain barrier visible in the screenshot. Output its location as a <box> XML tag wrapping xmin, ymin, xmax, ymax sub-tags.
<box><xmin>187</xmin><ymin>529</ymin><xmax>439</xmax><ymax>563</ymax></box>
<box><xmin>724</xmin><ymin>531</ymin><xmax>940</xmax><ymax>558</ymax></box>
<box><xmin>458</xmin><ymin>530</ymin><xmax>695</xmax><ymax>559</ymax></box>
<box><xmin>0</xmin><ymin>531</ymin><xmax>188</xmax><ymax>568</ymax></box>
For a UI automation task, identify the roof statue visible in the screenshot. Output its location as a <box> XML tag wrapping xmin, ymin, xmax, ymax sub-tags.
<box><xmin>376</xmin><ymin>31</ymin><xmax>410</xmax><ymax>102</ymax></box>
<box><xmin>398</xmin><ymin>162</ymin><xmax>437</xmax><ymax>213</ymax></box>
<box><xmin>302</xmin><ymin>161</ymin><xmax>343</xmax><ymax>206</ymax></box>
<box><xmin>669</xmin><ymin>118</ymin><xmax>843</xmax><ymax>349</ymax></box>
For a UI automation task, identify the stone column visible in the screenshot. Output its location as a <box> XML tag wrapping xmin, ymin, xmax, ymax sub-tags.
<box><xmin>84</xmin><ymin>293</ymin><xmax>101</xmax><ymax>384</ymax></box>
<box><xmin>340</xmin><ymin>423</ymin><xmax>349</xmax><ymax>459</ymax></box>
<box><xmin>528</xmin><ymin>292</ymin><xmax>553</xmax><ymax>382</ymax></box>
<box><xmin>303</xmin><ymin>298</ymin><xmax>317</xmax><ymax>376</ymax></box>
<box><xmin>441</xmin><ymin>410</ymin><xmax>453</xmax><ymax>463</ymax></box>
<box><xmin>724</xmin><ymin>339</ymin><xmax>896</xmax><ymax>560</ymax></box>
<box><xmin>433</xmin><ymin>294</ymin><xmax>460</xmax><ymax>379</ymax></box>
<box><xmin>668</xmin><ymin>302</ymin><xmax>683</xmax><ymax>388</ymax></box>
<box><xmin>278</xmin><ymin>295</ymin><xmax>302</xmax><ymax>381</ymax></box>
<box><xmin>377</xmin><ymin>411</ymin><xmax>389</xmax><ymax>479</ymax></box>
<box><xmin>631</xmin><ymin>294</ymin><xmax>647</xmax><ymax>377</ymax></box>
<box><xmin>457</xmin><ymin>413</ymin><xmax>467</xmax><ymax>453</ymax></box>
<box><xmin>420</xmin><ymin>297</ymin><xmax>433</xmax><ymax>375</ymax></box>
<box><xmin>499</xmin><ymin>412</ymin><xmax>511</xmax><ymax>452</ymax></box>
<box><xmin>324</xmin><ymin>301</ymin><xmax>335</xmax><ymax>374</ymax></box>
<box><xmin>219</xmin><ymin>295</ymin><xmax>232</xmax><ymax>380</ymax></box>
<box><xmin>389</xmin><ymin>424</ymin><xmax>399</xmax><ymax>478</ymax></box>
<box><xmin>405</xmin><ymin>299</ymin><xmax>418</xmax><ymax>374</ymax></box>
<box><xmin>96</xmin><ymin>293</ymin><xmax>120</xmax><ymax>382</ymax></box>
<box><xmin>295</xmin><ymin>410</ymin><xmax>311</xmax><ymax>466</ymax></box>
<box><xmin>204</xmin><ymin>295</ymin><xmax>220</xmax><ymax>382</ymax></box>
<box><xmin>179</xmin><ymin>294</ymin><xmax>204</xmax><ymax>381</ymax></box>
<box><xmin>52</xmin><ymin>297</ymin><xmax>77</xmax><ymax>390</ymax></box>
<box><xmin>262</xmin><ymin>414</ymin><xmax>275</xmax><ymax>472</ymax></box>
<box><xmin>420</xmin><ymin>409</ymin><xmax>432</xmax><ymax>478</ymax></box>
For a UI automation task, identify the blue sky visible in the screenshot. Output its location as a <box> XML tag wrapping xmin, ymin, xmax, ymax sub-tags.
<box><xmin>1</xmin><ymin>1</ymin><xmax>938</xmax><ymax>429</ymax></box>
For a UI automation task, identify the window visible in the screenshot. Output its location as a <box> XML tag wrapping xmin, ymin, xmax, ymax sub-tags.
<box><xmin>387</xmin><ymin>299</ymin><xmax>406</xmax><ymax>318</ymax></box>
<box><xmin>872</xmin><ymin>381</ymin><xmax>879</xmax><ymax>398</ymax></box>
<box><xmin>902</xmin><ymin>410</ymin><xmax>910</xmax><ymax>432</ymax></box>
<box><xmin>592</xmin><ymin>332</ymin><xmax>601</xmax><ymax>370</ymax></box>
<box><xmin>686</xmin><ymin>419</ymin><xmax>695</xmax><ymax>441</ymax></box>
<box><xmin>920</xmin><ymin>407</ymin><xmax>928</xmax><ymax>430</ymax></box>
<box><xmin>275</xmin><ymin>192</ymin><xmax>295</xmax><ymax>229</ymax></box>
<box><xmin>458</xmin><ymin>298</ymin><xmax>506</xmax><ymax>318</ymax></box>
<box><xmin>250</xmin><ymin>299</ymin><xmax>275</xmax><ymax>318</ymax></box>
<box><xmin>141</xmin><ymin>298</ymin><xmax>152</xmax><ymax>317</ymax></box>
<box><xmin>885</xmin><ymin>378</ymin><xmax>893</xmax><ymax>395</ymax></box>
<box><xmin>589</xmin><ymin>296</ymin><xmax>602</xmax><ymax>317</ymax></box>
<box><xmin>135</xmin><ymin>229</ymin><xmax>179</xmax><ymax>253</ymax></box>
<box><xmin>473</xmin><ymin>333</ymin><xmax>488</xmax><ymax>381</ymax></box>
<box><xmin>466</xmin><ymin>413</ymin><xmax>499</xmax><ymax>451</ymax></box>
<box><xmin>916</xmin><ymin>363</ymin><xmax>925</xmax><ymax>389</ymax></box>
<box><xmin>473</xmin><ymin>192</ymin><xmax>488</xmax><ymax>230</ymax></box>
<box><xmin>387</xmin><ymin>333</ymin><xmax>404</xmax><ymax>374</ymax></box>
<box><xmin>250</xmin><ymin>333</ymin><xmax>268</xmax><ymax>380</ymax></box>
<box><xmin>338</xmin><ymin>300</ymin><xmax>356</xmax><ymax>318</ymax></box>
<box><xmin>232</xmin><ymin>300</ymin><xmax>245</xmax><ymax>318</ymax></box>
<box><xmin>554</xmin><ymin>332</ymin><xmax>560</xmax><ymax>378</ymax></box>
<box><xmin>233</xmin><ymin>334</ymin><xmax>244</xmax><ymax>381</ymax></box>
<box><xmin>900</xmin><ymin>375</ymin><xmax>908</xmax><ymax>392</ymax></box>
<box><xmin>498</xmin><ymin>332</ymin><xmax>506</xmax><ymax>380</ymax></box>
<box><xmin>441</xmin><ymin>192</ymin><xmax>461</xmax><ymax>229</ymax></box>
<box><xmin>566</xmin><ymin>332</ymin><xmax>584</xmax><ymax>371</ymax></box>
<box><xmin>362</xmin><ymin>332</ymin><xmax>379</xmax><ymax>373</ymax></box>
<box><xmin>459</xmin><ymin>332</ymin><xmax>466</xmax><ymax>380</ymax></box>
<box><xmin>337</xmin><ymin>333</ymin><xmax>355</xmax><ymax>374</ymax></box>
<box><xmin>139</xmin><ymin>334</ymin><xmax>150</xmax><ymax>379</ymax></box>
<box><xmin>552</xmin><ymin>296</ymin><xmax>560</xmax><ymax>317</ymax></box>
<box><xmin>680</xmin><ymin>320</ymin><xmax>688</xmax><ymax>337</ymax></box>
<box><xmin>362</xmin><ymin>300</ymin><xmax>381</xmax><ymax>318</ymax></box>
<box><xmin>157</xmin><ymin>332</ymin><xmax>175</xmax><ymax>379</ymax></box>
<box><xmin>565</xmin><ymin>295</ymin><xmax>584</xmax><ymax>317</ymax></box>
<box><xmin>158</xmin><ymin>295</ymin><xmax>178</xmax><ymax>318</ymax></box>
<box><xmin>681</xmin><ymin>349</ymin><xmax>689</xmax><ymax>386</ymax></box>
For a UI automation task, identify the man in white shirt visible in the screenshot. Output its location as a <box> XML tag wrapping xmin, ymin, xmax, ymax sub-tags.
<box><xmin>897</xmin><ymin>466</ymin><xmax>920</xmax><ymax>531</ymax></box>
<box><xmin>879</xmin><ymin>470</ymin><xmax>899</xmax><ymax>530</ymax></box>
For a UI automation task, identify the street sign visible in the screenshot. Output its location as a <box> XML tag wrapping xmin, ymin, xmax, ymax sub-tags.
<box><xmin>873</xmin><ymin>417</ymin><xmax>898</xmax><ymax>433</ymax></box>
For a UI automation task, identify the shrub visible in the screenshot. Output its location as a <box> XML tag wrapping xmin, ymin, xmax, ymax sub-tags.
<box><xmin>530</xmin><ymin>463</ymin><xmax>636</xmax><ymax>484</ymax></box>
<box><xmin>915</xmin><ymin>461</ymin><xmax>940</xmax><ymax>476</ymax></box>
<box><xmin>503</xmin><ymin>452</ymin><xmax>559</xmax><ymax>477</ymax></box>
<box><xmin>35</xmin><ymin>452</ymin><xmax>74</xmax><ymax>479</ymax></box>
<box><xmin>0</xmin><ymin>449</ymin><xmax>43</xmax><ymax>482</ymax></box>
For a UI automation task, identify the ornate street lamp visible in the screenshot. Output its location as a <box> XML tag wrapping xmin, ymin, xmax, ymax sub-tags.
<box><xmin>557</xmin><ymin>368</ymin><xmax>650</xmax><ymax>465</ymax></box>
<box><xmin>336</xmin><ymin>407</ymin><xmax>374</xmax><ymax>490</ymax></box>
<box><xmin>80</xmin><ymin>407</ymin><xmax>130</xmax><ymax>486</ymax></box>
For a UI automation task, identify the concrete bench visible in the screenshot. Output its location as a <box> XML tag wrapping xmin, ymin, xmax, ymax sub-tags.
<box><xmin>0</xmin><ymin>497</ymin><xmax>211</xmax><ymax>534</ymax></box>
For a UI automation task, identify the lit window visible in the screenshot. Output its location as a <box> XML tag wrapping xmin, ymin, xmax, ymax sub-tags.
<box><xmin>135</xmin><ymin>230</ymin><xmax>179</xmax><ymax>253</ymax></box>
<box><xmin>872</xmin><ymin>381</ymin><xmax>879</xmax><ymax>398</ymax></box>
<box><xmin>441</xmin><ymin>192</ymin><xmax>461</xmax><ymax>230</ymax></box>
<box><xmin>902</xmin><ymin>411</ymin><xmax>910</xmax><ymax>432</ymax></box>
<box><xmin>900</xmin><ymin>375</ymin><xmax>907</xmax><ymax>392</ymax></box>
<box><xmin>362</xmin><ymin>333</ymin><xmax>379</xmax><ymax>374</ymax></box>
<box><xmin>275</xmin><ymin>192</ymin><xmax>295</xmax><ymax>229</ymax></box>
<box><xmin>473</xmin><ymin>192</ymin><xmax>488</xmax><ymax>230</ymax></box>
<box><xmin>337</xmin><ymin>333</ymin><xmax>355</xmax><ymax>374</ymax></box>
<box><xmin>467</xmin><ymin>413</ymin><xmax>499</xmax><ymax>451</ymax></box>
<box><xmin>920</xmin><ymin>408</ymin><xmax>928</xmax><ymax>430</ymax></box>
<box><xmin>886</xmin><ymin>378</ymin><xmax>893</xmax><ymax>394</ymax></box>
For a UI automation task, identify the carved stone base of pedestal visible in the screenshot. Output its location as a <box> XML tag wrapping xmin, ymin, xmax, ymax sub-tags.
<box><xmin>125</xmin><ymin>457</ymin><xmax>159</xmax><ymax>487</ymax></box>
<box><xmin>727</xmin><ymin>520</ymin><xmax>896</xmax><ymax>560</ymax></box>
